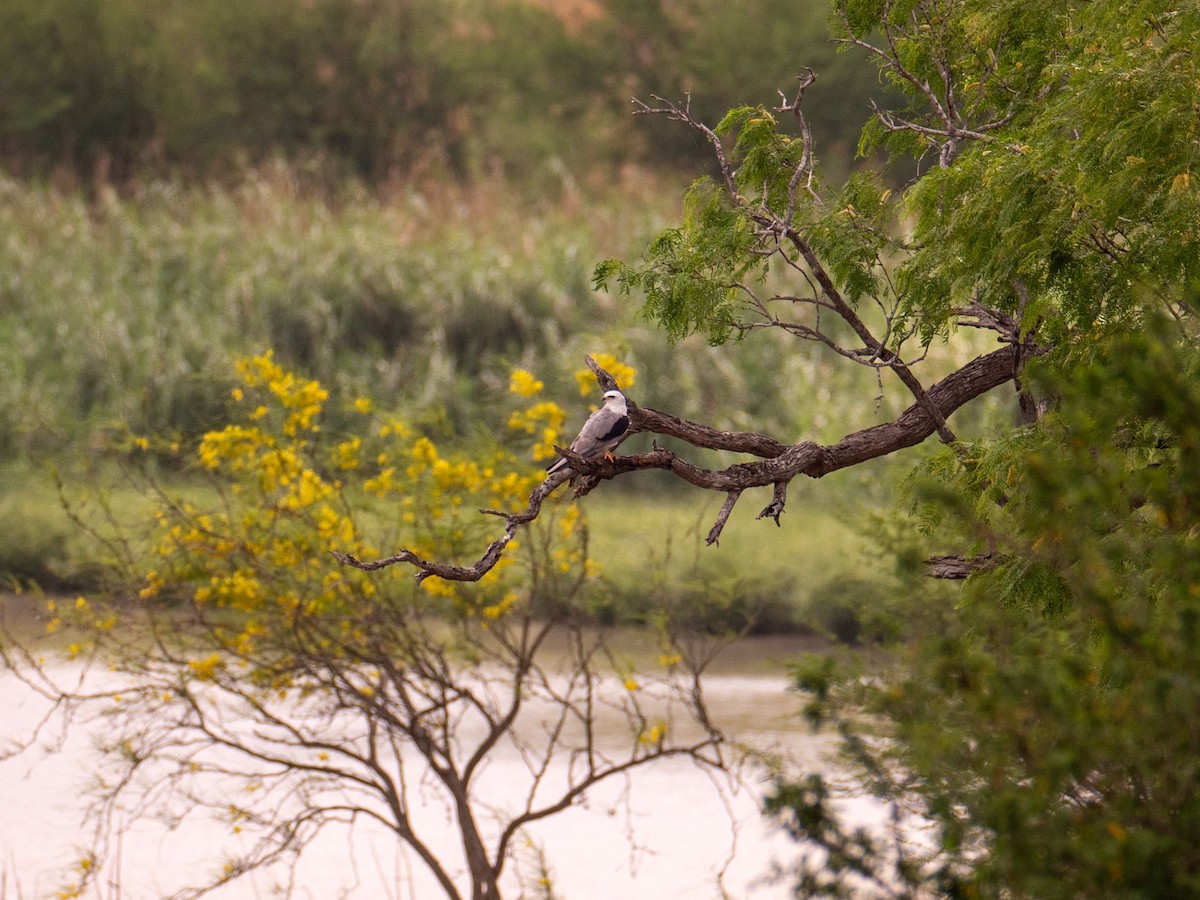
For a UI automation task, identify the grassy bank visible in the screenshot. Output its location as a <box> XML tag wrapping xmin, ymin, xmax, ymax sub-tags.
<box><xmin>0</xmin><ymin>456</ymin><xmax>885</xmax><ymax>639</ymax></box>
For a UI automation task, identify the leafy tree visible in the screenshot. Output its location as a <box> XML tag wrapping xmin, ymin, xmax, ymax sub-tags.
<box><xmin>773</xmin><ymin>317</ymin><xmax>1200</xmax><ymax>896</ymax></box>
<box><xmin>0</xmin><ymin>0</ymin><xmax>884</xmax><ymax>183</ymax></box>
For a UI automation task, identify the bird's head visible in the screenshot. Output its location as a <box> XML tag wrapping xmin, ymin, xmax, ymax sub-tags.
<box><xmin>601</xmin><ymin>390</ymin><xmax>627</xmax><ymax>413</ymax></box>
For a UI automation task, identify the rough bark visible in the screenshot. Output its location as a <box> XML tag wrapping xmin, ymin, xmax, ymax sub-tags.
<box><xmin>338</xmin><ymin>344</ymin><xmax>1022</xmax><ymax>579</ymax></box>
<box><xmin>924</xmin><ymin>552</ymin><xmax>1003</xmax><ymax>580</ymax></box>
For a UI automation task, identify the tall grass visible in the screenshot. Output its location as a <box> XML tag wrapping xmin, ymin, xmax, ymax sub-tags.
<box><xmin>0</xmin><ymin>165</ymin><xmax>918</xmax><ymax>466</ymax></box>
<box><xmin>0</xmin><ymin>167</ymin><xmax>671</xmax><ymax>459</ymax></box>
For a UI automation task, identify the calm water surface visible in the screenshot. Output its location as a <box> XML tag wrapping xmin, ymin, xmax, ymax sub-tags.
<box><xmin>0</xmin><ymin>635</ymin><xmax>885</xmax><ymax>899</ymax></box>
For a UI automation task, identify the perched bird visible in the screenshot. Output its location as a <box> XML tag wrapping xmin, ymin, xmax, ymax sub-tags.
<box><xmin>546</xmin><ymin>390</ymin><xmax>629</xmax><ymax>476</ymax></box>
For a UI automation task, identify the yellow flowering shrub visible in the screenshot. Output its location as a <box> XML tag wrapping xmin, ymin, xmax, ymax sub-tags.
<box><xmin>508</xmin><ymin>369</ymin><xmax>543</xmax><ymax>397</ymax></box>
<box><xmin>47</xmin><ymin>350</ymin><xmax>631</xmax><ymax>700</ymax></box>
<box><xmin>76</xmin><ymin>352</ymin><xmax>608</xmax><ymax>676</ymax></box>
<box><xmin>32</xmin><ymin>353</ymin><xmax>719</xmax><ymax>900</ymax></box>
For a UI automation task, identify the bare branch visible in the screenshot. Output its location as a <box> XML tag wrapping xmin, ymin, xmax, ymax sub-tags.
<box><xmin>341</xmin><ymin>345</ymin><xmax>1028</xmax><ymax>580</ymax></box>
<box><xmin>632</xmin><ymin>94</ymin><xmax>739</xmax><ymax>197</ymax></box>
<box><xmin>925</xmin><ymin>552</ymin><xmax>1003</xmax><ymax>579</ymax></box>
<box><xmin>775</xmin><ymin>68</ymin><xmax>821</xmax><ymax>222</ymax></box>
<box><xmin>954</xmin><ymin>299</ymin><xmax>1021</xmax><ymax>341</ymax></box>
<box><xmin>335</xmin><ymin>470</ymin><xmax>570</xmax><ymax>582</ymax></box>
<box><xmin>705</xmin><ymin>490</ymin><xmax>743</xmax><ymax>546</ymax></box>
<box><xmin>757</xmin><ymin>482</ymin><xmax>788</xmax><ymax>527</ymax></box>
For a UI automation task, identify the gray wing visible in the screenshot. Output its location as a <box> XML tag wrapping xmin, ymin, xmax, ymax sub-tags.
<box><xmin>546</xmin><ymin>406</ymin><xmax>629</xmax><ymax>474</ymax></box>
<box><xmin>568</xmin><ymin>406</ymin><xmax>624</xmax><ymax>458</ymax></box>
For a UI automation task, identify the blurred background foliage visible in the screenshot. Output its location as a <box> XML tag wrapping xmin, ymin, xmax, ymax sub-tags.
<box><xmin>0</xmin><ymin>0</ymin><xmax>997</xmax><ymax>634</ymax></box>
<box><xmin>0</xmin><ymin>0</ymin><xmax>881</xmax><ymax>184</ymax></box>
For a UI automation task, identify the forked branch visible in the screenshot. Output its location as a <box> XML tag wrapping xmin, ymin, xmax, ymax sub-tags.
<box><xmin>338</xmin><ymin>345</ymin><xmax>1026</xmax><ymax>580</ymax></box>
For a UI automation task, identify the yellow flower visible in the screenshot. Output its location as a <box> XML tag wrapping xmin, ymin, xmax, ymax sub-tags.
<box><xmin>332</xmin><ymin>436</ymin><xmax>362</xmax><ymax>470</ymax></box>
<box><xmin>639</xmin><ymin>722</ymin><xmax>667</xmax><ymax>745</ymax></box>
<box><xmin>508</xmin><ymin>369</ymin><xmax>544</xmax><ymax>397</ymax></box>
<box><xmin>411</xmin><ymin>436</ymin><xmax>439</xmax><ymax>464</ymax></box>
<box><xmin>558</xmin><ymin>505</ymin><xmax>582</xmax><ymax>538</ymax></box>
<box><xmin>482</xmin><ymin>592</ymin><xmax>519</xmax><ymax>620</ymax></box>
<box><xmin>352</xmin><ymin>396</ymin><xmax>373</xmax><ymax>414</ymax></box>
<box><xmin>198</xmin><ymin>424</ymin><xmax>266</xmax><ymax>470</ymax></box>
<box><xmin>364</xmin><ymin>466</ymin><xmax>396</xmax><ymax>496</ymax></box>
<box><xmin>420</xmin><ymin>576</ymin><xmax>458</xmax><ymax>598</ymax></box>
<box><xmin>188</xmin><ymin>652</ymin><xmax>225</xmax><ymax>680</ymax></box>
<box><xmin>509</xmin><ymin>400</ymin><xmax>566</xmax><ymax>462</ymax></box>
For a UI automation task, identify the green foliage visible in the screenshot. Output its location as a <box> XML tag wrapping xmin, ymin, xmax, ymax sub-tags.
<box><xmin>807</xmin><ymin>173</ymin><xmax>898</xmax><ymax>306</ymax></box>
<box><xmin>595</xmin><ymin>178</ymin><xmax>761</xmax><ymax>344</ymax></box>
<box><xmin>0</xmin><ymin>480</ymin><xmax>72</xmax><ymax>588</ymax></box>
<box><xmin>0</xmin><ymin>170</ymin><xmax>866</xmax><ymax>478</ymax></box>
<box><xmin>884</xmin><ymin>0</ymin><xmax>1200</xmax><ymax>345</ymax></box>
<box><xmin>585</xmin><ymin>490</ymin><xmax>873</xmax><ymax>634</ymax></box>
<box><xmin>598</xmin><ymin>104</ymin><xmax>913</xmax><ymax>347</ymax></box>
<box><xmin>772</xmin><ymin>317</ymin><xmax>1200</xmax><ymax>896</ymax></box>
<box><xmin>842</xmin><ymin>0</ymin><xmax>1057</xmax><ymax>157</ymax></box>
<box><xmin>0</xmin><ymin>0</ymin><xmax>157</xmax><ymax>172</ymax></box>
<box><xmin>0</xmin><ymin>173</ymin><xmax>645</xmax><ymax>461</ymax></box>
<box><xmin>718</xmin><ymin>106</ymin><xmax>815</xmax><ymax>211</ymax></box>
<box><xmin>801</xmin><ymin>576</ymin><xmax>902</xmax><ymax>645</ymax></box>
<box><xmin>0</xmin><ymin>0</ymin><xmax>883</xmax><ymax>183</ymax></box>
<box><xmin>620</xmin><ymin>3</ymin><xmax>1200</xmax><ymax>895</ymax></box>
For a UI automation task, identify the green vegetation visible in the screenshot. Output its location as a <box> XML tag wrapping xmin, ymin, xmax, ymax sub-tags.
<box><xmin>19</xmin><ymin>353</ymin><xmax>740</xmax><ymax>900</ymax></box>
<box><xmin>0</xmin><ymin>163</ymin><xmax>920</xmax><ymax>603</ymax></box>
<box><xmin>608</xmin><ymin>0</ymin><xmax>1200</xmax><ymax>895</ymax></box>
<box><xmin>0</xmin><ymin>0</ymin><xmax>881</xmax><ymax>183</ymax></box>
<box><xmin>0</xmin><ymin>0</ymin><xmax>928</xmax><ymax>606</ymax></box>
<box><xmin>586</xmin><ymin>489</ymin><xmax>874</xmax><ymax>635</ymax></box>
<box><xmin>780</xmin><ymin>321</ymin><xmax>1200</xmax><ymax>895</ymax></box>
<box><xmin>0</xmin><ymin>171</ymin><xmax>667</xmax><ymax>461</ymax></box>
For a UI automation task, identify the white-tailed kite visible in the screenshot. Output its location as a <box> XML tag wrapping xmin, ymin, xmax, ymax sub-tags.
<box><xmin>546</xmin><ymin>390</ymin><xmax>629</xmax><ymax>475</ymax></box>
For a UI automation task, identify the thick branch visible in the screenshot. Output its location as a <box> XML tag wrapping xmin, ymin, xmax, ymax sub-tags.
<box><xmin>574</xmin><ymin>347</ymin><xmax>1015</xmax><ymax>491</ymax></box>
<box><xmin>334</xmin><ymin>469</ymin><xmax>573</xmax><ymax>582</ymax></box>
<box><xmin>769</xmin><ymin>222</ymin><xmax>959</xmax><ymax>445</ymax></box>
<box><xmin>339</xmin><ymin>345</ymin><xmax>1025</xmax><ymax>580</ymax></box>
<box><xmin>925</xmin><ymin>552</ymin><xmax>1002</xmax><ymax>579</ymax></box>
<box><xmin>705</xmin><ymin>490</ymin><xmax>743</xmax><ymax>546</ymax></box>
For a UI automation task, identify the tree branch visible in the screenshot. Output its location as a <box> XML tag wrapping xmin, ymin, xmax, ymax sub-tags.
<box><xmin>924</xmin><ymin>552</ymin><xmax>1002</xmax><ymax>579</ymax></box>
<box><xmin>339</xmin><ymin>345</ymin><xmax>1027</xmax><ymax>580</ymax></box>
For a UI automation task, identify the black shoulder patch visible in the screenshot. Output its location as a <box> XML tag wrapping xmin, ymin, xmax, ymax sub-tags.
<box><xmin>599</xmin><ymin>416</ymin><xmax>629</xmax><ymax>442</ymax></box>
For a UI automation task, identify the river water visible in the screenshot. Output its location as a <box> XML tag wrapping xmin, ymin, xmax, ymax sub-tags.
<box><xmin>0</xmin><ymin>636</ymin><xmax>885</xmax><ymax>899</ymax></box>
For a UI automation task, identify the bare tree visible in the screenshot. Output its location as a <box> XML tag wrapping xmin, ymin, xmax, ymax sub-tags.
<box><xmin>1</xmin><ymin>530</ymin><xmax>737</xmax><ymax>899</ymax></box>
